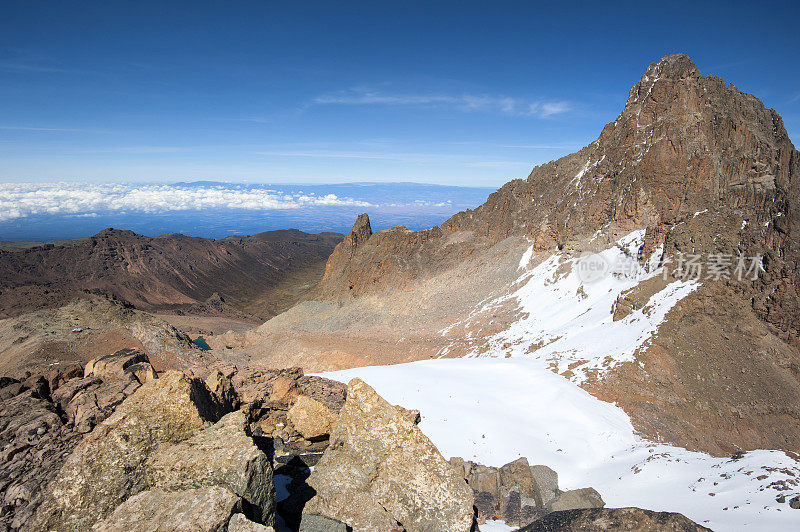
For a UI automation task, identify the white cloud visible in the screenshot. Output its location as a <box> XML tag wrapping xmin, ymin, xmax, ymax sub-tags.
<box><xmin>312</xmin><ymin>88</ymin><xmax>571</xmax><ymax>118</ymax></box>
<box><xmin>0</xmin><ymin>183</ymin><xmax>374</xmax><ymax>222</ymax></box>
<box><xmin>538</xmin><ymin>101</ymin><xmax>571</xmax><ymax>117</ymax></box>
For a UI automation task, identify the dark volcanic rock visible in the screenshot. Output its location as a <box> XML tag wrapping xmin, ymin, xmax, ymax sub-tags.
<box><xmin>0</xmin><ymin>389</ymin><xmax>82</xmax><ymax>531</ymax></box>
<box><xmin>518</xmin><ymin>506</ymin><xmax>712</xmax><ymax>531</ymax></box>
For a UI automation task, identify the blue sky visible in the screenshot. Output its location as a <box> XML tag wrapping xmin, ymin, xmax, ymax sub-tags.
<box><xmin>1</xmin><ymin>0</ymin><xmax>799</xmax><ymax>187</ymax></box>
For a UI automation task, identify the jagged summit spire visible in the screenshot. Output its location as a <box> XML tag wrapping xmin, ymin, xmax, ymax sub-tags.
<box><xmin>644</xmin><ymin>53</ymin><xmax>700</xmax><ymax>80</ymax></box>
<box><xmin>344</xmin><ymin>213</ymin><xmax>372</xmax><ymax>250</ymax></box>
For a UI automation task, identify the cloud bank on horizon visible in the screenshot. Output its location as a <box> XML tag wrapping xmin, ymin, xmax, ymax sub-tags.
<box><xmin>0</xmin><ymin>182</ymin><xmax>377</xmax><ymax>222</ymax></box>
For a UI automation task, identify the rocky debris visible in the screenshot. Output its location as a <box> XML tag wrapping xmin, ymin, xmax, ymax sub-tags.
<box><xmin>287</xmin><ymin>395</ymin><xmax>337</xmax><ymax>441</ymax></box>
<box><xmin>228</xmin><ymin>512</ymin><xmax>276</xmax><ymax>531</ymax></box>
<box><xmin>44</xmin><ymin>363</ymin><xmax>84</xmax><ymax>392</ymax></box>
<box><xmin>0</xmin><ymin>352</ymin><xmax>162</xmax><ymax>530</ymax></box>
<box><xmin>449</xmin><ymin>456</ymin><xmax>602</xmax><ymax>527</ymax></box>
<box><xmin>33</xmin><ymin>370</ymin><xmax>231</xmax><ymax>531</ymax></box>
<box><xmin>517</xmin><ymin>507</ymin><xmax>712</xmax><ymax>531</ymax></box>
<box><xmin>230</xmin><ymin>367</ymin><xmax>347</xmax><ymax>456</ymax></box>
<box><xmin>0</xmin><ymin>388</ymin><xmax>81</xmax><ymax>530</ymax></box>
<box><xmin>53</xmin><ymin>374</ymin><xmax>141</xmax><ymax>434</ymax></box>
<box><xmin>90</xmin><ymin>486</ymin><xmax>241</xmax><ymax>532</ymax></box>
<box><xmin>47</xmin><ymin>349</ymin><xmax>162</xmax><ymax>434</ymax></box>
<box><xmin>146</xmin><ymin>410</ymin><xmax>275</xmax><ymax>526</ymax></box>
<box><xmin>304</xmin><ymin>378</ymin><xmax>474</xmax><ymax>531</ymax></box>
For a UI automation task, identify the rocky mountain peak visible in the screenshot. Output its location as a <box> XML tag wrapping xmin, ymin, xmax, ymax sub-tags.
<box><xmin>311</xmin><ymin>55</ymin><xmax>800</xmax><ymax>341</ymax></box>
<box><xmin>644</xmin><ymin>53</ymin><xmax>699</xmax><ymax>82</ymax></box>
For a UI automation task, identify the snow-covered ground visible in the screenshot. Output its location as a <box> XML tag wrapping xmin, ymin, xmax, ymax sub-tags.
<box><xmin>317</xmin><ymin>232</ymin><xmax>800</xmax><ymax>530</ymax></box>
<box><xmin>322</xmin><ymin>358</ymin><xmax>800</xmax><ymax>531</ymax></box>
<box><xmin>439</xmin><ymin>230</ymin><xmax>699</xmax><ymax>383</ymax></box>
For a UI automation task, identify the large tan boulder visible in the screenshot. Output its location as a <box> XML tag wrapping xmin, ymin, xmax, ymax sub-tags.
<box><xmin>287</xmin><ymin>395</ymin><xmax>337</xmax><ymax>440</ymax></box>
<box><xmin>84</xmin><ymin>348</ymin><xmax>155</xmax><ymax>383</ymax></box>
<box><xmin>33</xmin><ymin>370</ymin><xmax>228</xmax><ymax>531</ymax></box>
<box><xmin>147</xmin><ymin>410</ymin><xmax>275</xmax><ymax>526</ymax></box>
<box><xmin>304</xmin><ymin>378</ymin><xmax>474</xmax><ymax>531</ymax></box>
<box><xmin>90</xmin><ymin>487</ymin><xmax>240</xmax><ymax>531</ymax></box>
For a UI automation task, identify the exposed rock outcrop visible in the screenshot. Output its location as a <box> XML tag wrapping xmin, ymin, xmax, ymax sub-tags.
<box><xmin>249</xmin><ymin>53</ymin><xmax>800</xmax><ymax>457</ymax></box>
<box><xmin>287</xmin><ymin>395</ymin><xmax>337</xmax><ymax>441</ymax></box>
<box><xmin>90</xmin><ymin>486</ymin><xmax>241</xmax><ymax>532</ymax></box>
<box><xmin>146</xmin><ymin>410</ymin><xmax>276</xmax><ymax>526</ymax></box>
<box><xmin>0</xmin><ymin>355</ymin><xmax>150</xmax><ymax>530</ymax></box>
<box><xmin>518</xmin><ymin>506</ymin><xmax>712</xmax><ymax>531</ymax></box>
<box><xmin>304</xmin><ymin>378</ymin><xmax>474</xmax><ymax>531</ymax></box>
<box><xmin>33</xmin><ymin>370</ymin><xmax>229</xmax><ymax>530</ymax></box>
<box><xmin>450</xmin><ymin>456</ymin><xmax>603</xmax><ymax>527</ymax></box>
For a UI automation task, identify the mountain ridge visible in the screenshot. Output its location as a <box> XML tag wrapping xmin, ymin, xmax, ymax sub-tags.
<box><xmin>227</xmin><ymin>54</ymin><xmax>800</xmax><ymax>456</ymax></box>
<box><xmin>0</xmin><ymin>227</ymin><xmax>343</xmax><ymax>321</ymax></box>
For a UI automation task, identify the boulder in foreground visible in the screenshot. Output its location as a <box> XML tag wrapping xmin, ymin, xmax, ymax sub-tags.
<box><xmin>90</xmin><ymin>486</ymin><xmax>240</xmax><ymax>531</ymax></box>
<box><xmin>304</xmin><ymin>378</ymin><xmax>474</xmax><ymax>531</ymax></box>
<box><xmin>146</xmin><ymin>410</ymin><xmax>275</xmax><ymax>525</ymax></box>
<box><xmin>33</xmin><ymin>370</ymin><xmax>228</xmax><ymax>530</ymax></box>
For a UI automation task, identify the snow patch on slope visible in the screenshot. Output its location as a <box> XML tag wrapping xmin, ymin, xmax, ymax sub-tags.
<box><xmin>441</xmin><ymin>230</ymin><xmax>699</xmax><ymax>383</ymax></box>
<box><xmin>321</xmin><ymin>358</ymin><xmax>800</xmax><ymax>531</ymax></box>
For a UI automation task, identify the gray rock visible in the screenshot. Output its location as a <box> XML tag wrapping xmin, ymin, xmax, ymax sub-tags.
<box><xmin>529</xmin><ymin>465</ymin><xmax>559</xmax><ymax>506</ymax></box>
<box><xmin>500</xmin><ymin>486</ymin><xmax>522</xmax><ymax>526</ymax></box>
<box><xmin>304</xmin><ymin>378</ymin><xmax>474</xmax><ymax>531</ymax></box>
<box><xmin>520</xmin><ymin>497</ymin><xmax>546</xmax><ymax>526</ymax></box>
<box><xmin>90</xmin><ymin>486</ymin><xmax>240</xmax><ymax>531</ymax></box>
<box><xmin>0</xmin><ymin>389</ymin><xmax>80</xmax><ymax>531</ymax></box>
<box><xmin>299</xmin><ymin>513</ymin><xmax>349</xmax><ymax>532</ymax></box>
<box><xmin>547</xmin><ymin>487</ymin><xmax>605</xmax><ymax>512</ymax></box>
<box><xmin>472</xmin><ymin>463</ymin><xmax>502</xmax><ymax>495</ymax></box>
<box><xmin>473</xmin><ymin>491</ymin><xmax>499</xmax><ymax>522</ymax></box>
